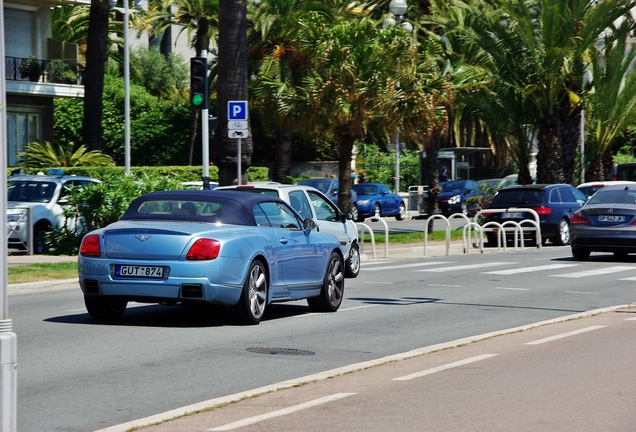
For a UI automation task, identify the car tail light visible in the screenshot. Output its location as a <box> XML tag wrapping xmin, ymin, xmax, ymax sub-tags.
<box><xmin>80</xmin><ymin>234</ymin><xmax>101</xmax><ymax>257</ymax></box>
<box><xmin>532</xmin><ymin>206</ymin><xmax>552</xmax><ymax>215</ymax></box>
<box><xmin>186</xmin><ymin>239</ymin><xmax>220</xmax><ymax>260</ymax></box>
<box><xmin>570</xmin><ymin>214</ymin><xmax>589</xmax><ymax>225</ymax></box>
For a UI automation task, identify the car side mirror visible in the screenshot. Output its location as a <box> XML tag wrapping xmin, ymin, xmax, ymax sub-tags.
<box><xmin>344</xmin><ymin>211</ymin><xmax>354</xmax><ymax>221</ymax></box>
<box><xmin>303</xmin><ymin>218</ymin><xmax>316</xmax><ymax>231</ymax></box>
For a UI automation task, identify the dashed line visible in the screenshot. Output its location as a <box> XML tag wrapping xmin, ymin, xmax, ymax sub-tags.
<box><xmin>417</xmin><ymin>262</ymin><xmax>514</xmax><ymax>272</ymax></box>
<box><xmin>206</xmin><ymin>393</ymin><xmax>356</xmax><ymax>431</ymax></box>
<box><xmin>552</xmin><ymin>266</ymin><xmax>636</xmax><ymax>278</ymax></box>
<box><xmin>494</xmin><ymin>287</ymin><xmax>531</xmax><ymax>291</ymax></box>
<box><xmin>365</xmin><ymin>262</ymin><xmax>454</xmax><ymax>271</ymax></box>
<box><xmin>524</xmin><ymin>325</ymin><xmax>606</xmax><ymax>345</ymax></box>
<box><xmin>392</xmin><ymin>354</ymin><xmax>499</xmax><ymax>381</ymax></box>
<box><xmin>484</xmin><ymin>263</ymin><xmax>578</xmax><ymax>275</ymax></box>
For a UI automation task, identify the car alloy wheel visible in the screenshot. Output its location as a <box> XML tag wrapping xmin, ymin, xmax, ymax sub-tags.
<box><xmin>308</xmin><ymin>252</ymin><xmax>344</xmax><ymax>312</ymax></box>
<box><xmin>237</xmin><ymin>260</ymin><xmax>268</xmax><ymax>324</ymax></box>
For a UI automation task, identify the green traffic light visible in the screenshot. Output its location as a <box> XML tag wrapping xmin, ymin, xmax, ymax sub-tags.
<box><xmin>192</xmin><ymin>94</ymin><xmax>204</xmax><ymax>106</ymax></box>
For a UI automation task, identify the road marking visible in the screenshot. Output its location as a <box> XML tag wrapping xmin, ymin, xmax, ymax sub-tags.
<box><xmin>206</xmin><ymin>393</ymin><xmax>356</xmax><ymax>431</ymax></box>
<box><xmin>552</xmin><ymin>266</ymin><xmax>635</xmax><ymax>278</ymax></box>
<box><xmin>417</xmin><ymin>262</ymin><xmax>514</xmax><ymax>272</ymax></box>
<box><xmin>494</xmin><ymin>287</ymin><xmax>531</xmax><ymax>291</ymax></box>
<box><xmin>428</xmin><ymin>283</ymin><xmax>462</xmax><ymax>287</ymax></box>
<box><xmin>393</xmin><ymin>354</ymin><xmax>498</xmax><ymax>381</ymax></box>
<box><xmin>484</xmin><ymin>263</ymin><xmax>578</xmax><ymax>275</ymax></box>
<box><xmin>365</xmin><ymin>262</ymin><xmax>454</xmax><ymax>271</ymax></box>
<box><xmin>524</xmin><ymin>325</ymin><xmax>606</xmax><ymax>345</ymax></box>
<box><xmin>617</xmin><ymin>276</ymin><xmax>636</xmax><ymax>282</ymax></box>
<box><xmin>565</xmin><ymin>291</ymin><xmax>600</xmax><ymax>295</ymax></box>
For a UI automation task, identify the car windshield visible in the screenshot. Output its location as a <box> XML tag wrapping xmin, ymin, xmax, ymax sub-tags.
<box><xmin>298</xmin><ymin>179</ymin><xmax>333</xmax><ymax>194</ymax></box>
<box><xmin>121</xmin><ymin>196</ymin><xmax>255</xmax><ymax>225</ymax></box>
<box><xmin>587</xmin><ymin>188</ymin><xmax>636</xmax><ymax>205</ymax></box>
<box><xmin>489</xmin><ymin>190</ymin><xmax>544</xmax><ymax>206</ymax></box>
<box><xmin>440</xmin><ymin>181</ymin><xmax>466</xmax><ymax>194</ymax></box>
<box><xmin>7</xmin><ymin>181</ymin><xmax>56</xmax><ymax>203</ymax></box>
<box><xmin>353</xmin><ymin>184</ymin><xmax>379</xmax><ymax>196</ymax></box>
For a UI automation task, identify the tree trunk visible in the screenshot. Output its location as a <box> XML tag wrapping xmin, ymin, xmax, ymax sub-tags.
<box><xmin>425</xmin><ymin>127</ymin><xmax>445</xmax><ymax>234</ymax></box>
<box><xmin>536</xmin><ymin>116</ymin><xmax>562</xmax><ymax>184</ymax></box>
<box><xmin>273</xmin><ymin>125</ymin><xmax>292</xmax><ymax>182</ymax></box>
<box><xmin>336</xmin><ymin>128</ymin><xmax>355</xmax><ymax>213</ymax></box>
<box><xmin>560</xmin><ymin>105</ymin><xmax>581</xmax><ymax>185</ymax></box>
<box><xmin>214</xmin><ymin>0</ymin><xmax>252</xmax><ymax>185</ymax></box>
<box><xmin>83</xmin><ymin>0</ymin><xmax>111</xmax><ymax>151</ymax></box>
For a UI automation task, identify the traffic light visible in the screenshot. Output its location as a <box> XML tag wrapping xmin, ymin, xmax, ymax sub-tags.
<box><xmin>190</xmin><ymin>57</ymin><xmax>208</xmax><ymax>110</ymax></box>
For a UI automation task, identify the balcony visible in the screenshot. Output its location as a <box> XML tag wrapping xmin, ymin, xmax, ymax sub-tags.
<box><xmin>6</xmin><ymin>56</ymin><xmax>84</xmax><ymax>85</ymax></box>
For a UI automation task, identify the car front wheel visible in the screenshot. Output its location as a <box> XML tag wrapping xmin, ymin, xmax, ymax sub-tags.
<box><xmin>236</xmin><ymin>260</ymin><xmax>268</xmax><ymax>325</ymax></box>
<box><xmin>345</xmin><ymin>242</ymin><xmax>360</xmax><ymax>278</ymax></box>
<box><xmin>373</xmin><ymin>203</ymin><xmax>381</xmax><ymax>218</ymax></box>
<box><xmin>350</xmin><ymin>203</ymin><xmax>359</xmax><ymax>222</ymax></box>
<box><xmin>84</xmin><ymin>296</ymin><xmax>127</xmax><ymax>319</ymax></box>
<box><xmin>308</xmin><ymin>252</ymin><xmax>344</xmax><ymax>312</ymax></box>
<box><xmin>396</xmin><ymin>202</ymin><xmax>406</xmax><ymax>221</ymax></box>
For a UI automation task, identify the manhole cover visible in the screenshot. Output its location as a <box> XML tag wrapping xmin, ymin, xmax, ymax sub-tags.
<box><xmin>246</xmin><ymin>347</ymin><xmax>315</xmax><ymax>356</ymax></box>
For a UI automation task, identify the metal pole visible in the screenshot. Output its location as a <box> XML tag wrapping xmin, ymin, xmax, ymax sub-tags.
<box><xmin>124</xmin><ymin>1</ymin><xmax>131</xmax><ymax>176</ymax></box>
<box><xmin>0</xmin><ymin>1</ymin><xmax>18</xmax><ymax>428</ymax></box>
<box><xmin>394</xmin><ymin>131</ymin><xmax>400</xmax><ymax>193</ymax></box>
<box><xmin>201</xmin><ymin>50</ymin><xmax>210</xmax><ymax>188</ymax></box>
<box><xmin>237</xmin><ymin>138</ymin><xmax>242</xmax><ymax>185</ymax></box>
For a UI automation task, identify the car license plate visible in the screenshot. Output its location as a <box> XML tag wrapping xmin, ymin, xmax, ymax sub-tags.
<box><xmin>598</xmin><ymin>215</ymin><xmax>626</xmax><ymax>223</ymax></box>
<box><xmin>115</xmin><ymin>265</ymin><xmax>164</xmax><ymax>278</ymax></box>
<box><xmin>502</xmin><ymin>212</ymin><xmax>524</xmax><ymax>219</ymax></box>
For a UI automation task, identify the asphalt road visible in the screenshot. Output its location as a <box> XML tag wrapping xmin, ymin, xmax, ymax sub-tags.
<box><xmin>12</xmin><ymin>245</ymin><xmax>636</xmax><ymax>431</ymax></box>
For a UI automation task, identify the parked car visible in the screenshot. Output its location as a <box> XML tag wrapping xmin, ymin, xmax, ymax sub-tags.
<box><xmin>570</xmin><ymin>184</ymin><xmax>636</xmax><ymax>261</ymax></box>
<box><xmin>7</xmin><ymin>171</ymin><xmax>101</xmax><ymax>254</ymax></box>
<box><xmin>352</xmin><ymin>182</ymin><xmax>405</xmax><ymax>222</ymax></box>
<box><xmin>216</xmin><ymin>183</ymin><xmax>360</xmax><ymax>278</ymax></box>
<box><xmin>483</xmin><ymin>184</ymin><xmax>587</xmax><ymax>246</ymax></box>
<box><xmin>435</xmin><ymin>180</ymin><xmax>485</xmax><ymax>216</ymax></box>
<box><xmin>296</xmin><ymin>178</ymin><xmax>358</xmax><ymax>220</ymax></box>
<box><xmin>497</xmin><ymin>174</ymin><xmax>519</xmax><ymax>189</ymax></box>
<box><xmin>78</xmin><ymin>190</ymin><xmax>345</xmax><ymax>324</ymax></box>
<box><xmin>576</xmin><ymin>180</ymin><xmax>636</xmax><ymax>200</ymax></box>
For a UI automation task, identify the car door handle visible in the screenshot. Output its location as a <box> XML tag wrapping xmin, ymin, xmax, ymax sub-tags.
<box><xmin>280</xmin><ymin>238</ymin><xmax>288</xmax><ymax>244</ymax></box>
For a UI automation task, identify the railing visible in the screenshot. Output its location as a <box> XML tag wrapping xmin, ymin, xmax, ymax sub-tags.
<box><xmin>5</xmin><ymin>56</ymin><xmax>84</xmax><ymax>85</ymax></box>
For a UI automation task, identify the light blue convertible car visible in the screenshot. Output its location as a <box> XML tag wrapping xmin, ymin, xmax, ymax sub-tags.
<box><xmin>78</xmin><ymin>190</ymin><xmax>345</xmax><ymax>324</ymax></box>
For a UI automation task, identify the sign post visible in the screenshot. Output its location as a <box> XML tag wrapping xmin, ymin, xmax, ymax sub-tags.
<box><xmin>227</xmin><ymin>101</ymin><xmax>249</xmax><ymax>185</ymax></box>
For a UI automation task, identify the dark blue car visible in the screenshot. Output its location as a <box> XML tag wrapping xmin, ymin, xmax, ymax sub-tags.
<box><xmin>437</xmin><ymin>180</ymin><xmax>484</xmax><ymax>216</ymax></box>
<box><xmin>352</xmin><ymin>183</ymin><xmax>405</xmax><ymax>222</ymax></box>
<box><xmin>484</xmin><ymin>184</ymin><xmax>587</xmax><ymax>245</ymax></box>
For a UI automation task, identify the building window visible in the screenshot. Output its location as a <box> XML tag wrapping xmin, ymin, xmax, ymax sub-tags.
<box><xmin>7</xmin><ymin>110</ymin><xmax>41</xmax><ymax>166</ymax></box>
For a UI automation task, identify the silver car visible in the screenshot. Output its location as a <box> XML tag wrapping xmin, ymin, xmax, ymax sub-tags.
<box><xmin>216</xmin><ymin>183</ymin><xmax>360</xmax><ymax>278</ymax></box>
<box><xmin>7</xmin><ymin>172</ymin><xmax>100</xmax><ymax>254</ymax></box>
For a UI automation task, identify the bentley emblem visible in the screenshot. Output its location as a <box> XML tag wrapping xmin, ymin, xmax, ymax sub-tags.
<box><xmin>136</xmin><ymin>235</ymin><xmax>151</xmax><ymax>242</ymax></box>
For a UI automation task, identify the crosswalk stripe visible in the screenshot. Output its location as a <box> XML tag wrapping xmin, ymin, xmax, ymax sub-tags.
<box><xmin>365</xmin><ymin>262</ymin><xmax>454</xmax><ymax>271</ymax></box>
<box><xmin>484</xmin><ymin>263</ymin><xmax>578</xmax><ymax>275</ymax></box>
<box><xmin>552</xmin><ymin>266</ymin><xmax>636</xmax><ymax>278</ymax></box>
<box><xmin>416</xmin><ymin>262</ymin><xmax>515</xmax><ymax>272</ymax></box>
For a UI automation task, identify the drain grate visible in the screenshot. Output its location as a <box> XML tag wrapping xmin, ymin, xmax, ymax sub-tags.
<box><xmin>247</xmin><ymin>347</ymin><xmax>315</xmax><ymax>356</ymax></box>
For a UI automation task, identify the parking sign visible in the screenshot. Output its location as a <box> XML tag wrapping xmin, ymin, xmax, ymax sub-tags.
<box><xmin>227</xmin><ymin>101</ymin><xmax>248</xmax><ymax>121</ymax></box>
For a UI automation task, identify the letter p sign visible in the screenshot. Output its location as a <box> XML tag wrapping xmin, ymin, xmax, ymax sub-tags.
<box><xmin>228</xmin><ymin>101</ymin><xmax>248</xmax><ymax>121</ymax></box>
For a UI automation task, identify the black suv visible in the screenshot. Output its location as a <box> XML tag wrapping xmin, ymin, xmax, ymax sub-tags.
<box><xmin>483</xmin><ymin>184</ymin><xmax>587</xmax><ymax>245</ymax></box>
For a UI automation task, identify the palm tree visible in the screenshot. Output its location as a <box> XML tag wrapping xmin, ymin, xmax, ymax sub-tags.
<box><xmin>20</xmin><ymin>141</ymin><xmax>115</xmax><ymax>168</ymax></box>
<box><xmin>297</xmin><ymin>15</ymin><xmax>417</xmax><ymax>211</ymax></box>
<box><xmin>585</xmin><ymin>22</ymin><xmax>636</xmax><ymax>181</ymax></box>
<box><xmin>429</xmin><ymin>0</ymin><xmax>636</xmax><ymax>184</ymax></box>
<box><xmin>249</xmin><ymin>0</ymin><xmax>338</xmax><ymax>182</ymax></box>
<box><xmin>83</xmin><ymin>0</ymin><xmax>112</xmax><ymax>151</ymax></box>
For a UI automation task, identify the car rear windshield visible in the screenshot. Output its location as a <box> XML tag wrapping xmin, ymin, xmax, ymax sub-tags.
<box><xmin>587</xmin><ymin>188</ymin><xmax>636</xmax><ymax>205</ymax></box>
<box><xmin>122</xmin><ymin>198</ymin><xmax>255</xmax><ymax>225</ymax></box>
<box><xmin>489</xmin><ymin>189</ymin><xmax>544</xmax><ymax>207</ymax></box>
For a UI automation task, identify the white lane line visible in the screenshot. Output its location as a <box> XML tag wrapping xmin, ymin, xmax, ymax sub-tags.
<box><xmin>484</xmin><ymin>263</ymin><xmax>578</xmax><ymax>275</ymax></box>
<box><xmin>392</xmin><ymin>354</ymin><xmax>498</xmax><ymax>381</ymax></box>
<box><xmin>617</xmin><ymin>276</ymin><xmax>636</xmax><ymax>282</ymax></box>
<box><xmin>417</xmin><ymin>262</ymin><xmax>514</xmax><ymax>273</ymax></box>
<box><xmin>206</xmin><ymin>393</ymin><xmax>356</xmax><ymax>431</ymax></box>
<box><xmin>364</xmin><ymin>281</ymin><xmax>396</xmax><ymax>285</ymax></box>
<box><xmin>428</xmin><ymin>283</ymin><xmax>461</xmax><ymax>287</ymax></box>
<box><xmin>626</xmin><ymin>317</ymin><xmax>636</xmax><ymax>321</ymax></box>
<box><xmin>552</xmin><ymin>266</ymin><xmax>636</xmax><ymax>278</ymax></box>
<box><xmin>565</xmin><ymin>291</ymin><xmax>600</xmax><ymax>295</ymax></box>
<box><xmin>494</xmin><ymin>287</ymin><xmax>531</xmax><ymax>291</ymax></box>
<box><xmin>365</xmin><ymin>262</ymin><xmax>454</xmax><ymax>271</ymax></box>
<box><xmin>524</xmin><ymin>325</ymin><xmax>606</xmax><ymax>345</ymax></box>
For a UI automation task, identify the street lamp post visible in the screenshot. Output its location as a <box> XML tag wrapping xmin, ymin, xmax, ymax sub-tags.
<box><xmin>111</xmin><ymin>0</ymin><xmax>141</xmax><ymax>176</ymax></box>
<box><xmin>386</xmin><ymin>0</ymin><xmax>410</xmax><ymax>194</ymax></box>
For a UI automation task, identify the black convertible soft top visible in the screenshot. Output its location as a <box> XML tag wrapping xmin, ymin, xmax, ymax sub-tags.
<box><xmin>120</xmin><ymin>190</ymin><xmax>290</xmax><ymax>226</ymax></box>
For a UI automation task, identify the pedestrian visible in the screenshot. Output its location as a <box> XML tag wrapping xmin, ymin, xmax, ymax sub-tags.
<box><xmin>358</xmin><ymin>169</ymin><xmax>367</xmax><ymax>183</ymax></box>
<box><xmin>351</xmin><ymin>169</ymin><xmax>358</xmax><ymax>184</ymax></box>
<box><xmin>440</xmin><ymin>166</ymin><xmax>450</xmax><ymax>182</ymax></box>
